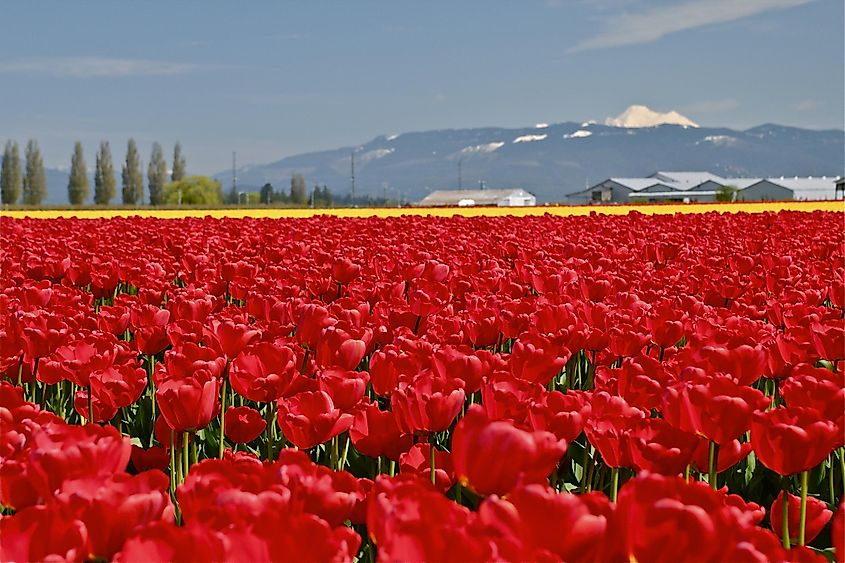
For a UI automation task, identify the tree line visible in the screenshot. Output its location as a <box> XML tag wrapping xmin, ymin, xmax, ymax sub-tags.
<box><xmin>1</xmin><ymin>139</ymin><xmax>187</xmax><ymax>206</ymax></box>
<box><xmin>2</xmin><ymin>140</ymin><xmax>398</xmax><ymax>208</ymax></box>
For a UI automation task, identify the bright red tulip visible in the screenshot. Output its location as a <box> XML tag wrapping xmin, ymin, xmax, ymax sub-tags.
<box><xmin>770</xmin><ymin>491</ymin><xmax>832</xmax><ymax>545</ymax></box>
<box><xmin>751</xmin><ymin>406</ymin><xmax>841</xmax><ymax>475</ymax></box>
<box><xmin>276</xmin><ymin>390</ymin><xmax>352</xmax><ymax>449</ymax></box>
<box><xmin>453</xmin><ymin>405</ymin><xmax>566</xmax><ymax>496</ymax></box>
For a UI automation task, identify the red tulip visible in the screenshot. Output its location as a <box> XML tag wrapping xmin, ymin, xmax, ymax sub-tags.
<box><xmin>751</xmin><ymin>406</ymin><xmax>841</xmax><ymax>475</ymax></box>
<box><xmin>156</xmin><ymin>374</ymin><xmax>221</xmax><ymax>432</ymax></box>
<box><xmin>399</xmin><ymin>443</ymin><xmax>454</xmax><ymax>493</ymax></box>
<box><xmin>224</xmin><ymin>406</ymin><xmax>267</xmax><ymax>443</ymax></box>
<box><xmin>349</xmin><ymin>401</ymin><xmax>413</xmax><ymax>460</ymax></box>
<box><xmin>391</xmin><ymin>373</ymin><xmax>465</xmax><ymax>434</ymax></box>
<box><xmin>662</xmin><ymin>373</ymin><xmax>770</xmax><ymax>446</ymax></box>
<box><xmin>0</xmin><ymin>505</ymin><xmax>88</xmax><ymax>562</ymax></box>
<box><xmin>229</xmin><ymin>341</ymin><xmax>299</xmax><ymax>402</ymax></box>
<box><xmin>130</xmin><ymin>304</ymin><xmax>171</xmax><ymax>355</ymax></box>
<box><xmin>53</xmin><ymin>471</ymin><xmax>174</xmax><ymax>560</ymax></box>
<box><xmin>317</xmin><ymin>368</ymin><xmax>368</xmax><ymax>411</ymax></box>
<box><xmin>452</xmin><ymin>404</ymin><xmax>566</xmax><ymax>496</ymax></box>
<box><xmin>770</xmin><ymin>491</ymin><xmax>832</xmax><ymax>545</ymax></box>
<box><xmin>130</xmin><ymin>445</ymin><xmax>170</xmax><ymax>473</ymax></box>
<box><xmin>276</xmin><ymin>390</ymin><xmax>352</xmax><ymax>449</ymax></box>
<box><xmin>202</xmin><ymin>317</ymin><xmax>261</xmax><ymax>359</ymax></box>
<box><xmin>479</xmin><ymin>485</ymin><xmax>611</xmax><ymax>562</ymax></box>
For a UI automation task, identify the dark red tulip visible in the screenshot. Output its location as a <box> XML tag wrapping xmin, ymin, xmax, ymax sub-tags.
<box><xmin>770</xmin><ymin>491</ymin><xmax>832</xmax><ymax>545</ymax></box>
<box><xmin>224</xmin><ymin>406</ymin><xmax>267</xmax><ymax>443</ymax></box>
<box><xmin>349</xmin><ymin>401</ymin><xmax>413</xmax><ymax>460</ymax></box>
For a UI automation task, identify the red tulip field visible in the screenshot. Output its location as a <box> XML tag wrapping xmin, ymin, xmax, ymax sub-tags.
<box><xmin>1</xmin><ymin>210</ymin><xmax>843</xmax><ymax>562</ymax></box>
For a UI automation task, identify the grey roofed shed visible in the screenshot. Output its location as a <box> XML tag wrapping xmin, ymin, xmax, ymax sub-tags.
<box><xmin>418</xmin><ymin>188</ymin><xmax>536</xmax><ymax>207</ymax></box>
<box><xmin>768</xmin><ymin>177</ymin><xmax>840</xmax><ymax>200</ymax></box>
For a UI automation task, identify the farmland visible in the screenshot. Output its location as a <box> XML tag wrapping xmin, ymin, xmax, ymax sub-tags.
<box><xmin>0</xmin><ymin>207</ymin><xmax>843</xmax><ymax>562</ymax></box>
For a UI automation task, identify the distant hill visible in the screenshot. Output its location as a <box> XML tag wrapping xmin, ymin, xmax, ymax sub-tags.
<box><xmin>33</xmin><ymin>113</ymin><xmax>843</xmax><ymax>205</ymax></box>
<box><xmin>212</xmin><ymin>120</ymin><xmax>843</xmax><ymax>204</ymax></box>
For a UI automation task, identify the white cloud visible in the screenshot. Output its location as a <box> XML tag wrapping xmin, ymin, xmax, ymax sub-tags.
<box><xmin>569</xmin><ymin>0</ymin><xmax>814</xmax><ymax>52</ymax></box>
<box><xmin>0</xmin><ymin>57</ymin><xmax>200</xmax><ymax>77</ymax></box>
<box><xmin>795</xmin><ymin>99</ymin><xmax>819</xmax><ymax>111</ymax></box>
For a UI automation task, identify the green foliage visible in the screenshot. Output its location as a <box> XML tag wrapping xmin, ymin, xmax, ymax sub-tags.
<box><xmin>67</xmin><ymin>141</ymin><xmax>89</xmax><ymax>205</ymax></box>
<box><xmin>94</xmin><ymin>141</ymin><xmax>117</xmax><ymax>205</ymax></box>
<box><xmin>122</xmin><ymin>139</ymin><xmax>143</xmax><ymax>205</ymax></box>
<box><xmin>716</xmin><ymin>184</ymin><xmax>739</xmax><ymax>202</ymax></box>
<box><xmin>163</xmin><ymin>175</ymin><xmax>224</xmax><ymax>205</ymax></box>
<box><xmin>1</xmin><ymin>141</ymin><xmax>22</xmax><ymax>204</ymax></box>
<box><xmin>259</xmin><ymin>183</ymin><xmax>274</xmax><ymax>205</ymax></box>
<box><xmin>311</xmin><ymin>185</ymin><xmax>334</xmax><ymax>207</ymax></box>
<box><xmin>22</xmin><ymin>140</ymin><xmax>46</xmax><ymax>205</ymax></box>
<box><xmin>147</xmin><ymin>142</ymin><xmax>168</xmax><ymax>206</ymax></box>
<box><xmin>290</xmin><ymin>173</ymin><xmax>307</xmax><ymax>205</ymax></box>
<box><xmin>171</xmin><ymin>142</ymin><xmax>186</xmax><ymax>182</ymax></box>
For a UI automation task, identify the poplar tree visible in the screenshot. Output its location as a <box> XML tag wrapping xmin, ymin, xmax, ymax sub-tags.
<box><xmin>171</xmin><ymin>142</ymin><xmax>186</xmax><ymax>181</ymax></box>
<box><xmin>94</xmin><ymin>141</ymin><xmax>116</xmax><ymax>205</ymax></box>
<box><xmin>22</xmin><ymin>140</ymin><xmax>47</xmax><ymax>205</ymax></box>
<box><xmin>290</xmin><ymin>173</ymin><xmax>307</xmax><ymax>205</ymax></box>
<box><xmin>122</xmin><ymin>138</ymin><xmax>143</xmax><ymax>205</ymax></box>
<box><xmin>147</xmin><ymin>142</ymin><xmax>167</xmax><ymax>205</ymax></box>
<box><xmin>67</xmin><ymin>141</ymin><xmax>89</xmax><ymax>205</ymax></box>
<box><xmin>1</xmin><ymin>141</ymin><xmax>22</xmax><ymax>204</ymax></box>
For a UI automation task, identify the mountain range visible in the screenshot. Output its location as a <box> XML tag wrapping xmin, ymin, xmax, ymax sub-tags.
<box><xmin>34</xmin><ymin>106</ymin><xmax>844</xmax><ymax>204</ymax></box>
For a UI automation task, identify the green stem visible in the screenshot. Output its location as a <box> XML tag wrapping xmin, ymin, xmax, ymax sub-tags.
<box><xmin>798</xmin><ymin>470</ymin><xmax>808</xmax><ymax>546</ymax></box>
<box><xmin>782</xmin><ymin>483</ymin><xmax>791</xmax><ymax>550</ymax></box>
<box><xmin>708</xmin><ymin>441</ymin><xmax>720</xmax><ymax>490</ymax></box>
<box><xmin>86</xmin><ymin>385</ymin><xmax>93</xmax><ymax>425</ymax></box>
<box><xmin>580</xmin><ymin>443</ymin><xmax>592</xmax><ymax>494</ymax></box>
<box><xmin>170</xmin><ymin>430</ymin><xmax>177</xmax><ymax>496</ymax></box>
<box><xmin>218</xmin><ymin>379</ymin><xmax>228</xmax><ymax>459</ymax></box>
<box><xmin>389</xmin><ymin>460</ymin><xmax>396</xmax><ymax>477</ymax></box>
<box><xmin>174</xmin><ymin>433</ymin><xmax>183</xmax><ymax>486</ymax></box>
<box><xmin>339</xmin><ymin>434</ymin><xmax>350</xmax><ymax>470</ymax></box>
<box><xmin>830</xmin><ymin>453</ymin><xmax>836</xmax><ymax>506</ymax></box>
<box><xmin>429</xmin><ymin>441</ymin><xmax>437</xmax><ymax>486</ymax></box>
<box><xmin>610</xmin><ymin>467</ymin><xmax>619</xmax><ymax>503</ymax></box>
<box><xmin>183</xmin><ymin>431</ymin><xmax>190</xmax><ymax>481</ymax></box>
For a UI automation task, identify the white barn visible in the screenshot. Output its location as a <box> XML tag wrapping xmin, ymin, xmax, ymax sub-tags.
<box><xmin>418</xmin><ymin>189</ymin><xmax>536</xmax><ymax>207</ymax></box>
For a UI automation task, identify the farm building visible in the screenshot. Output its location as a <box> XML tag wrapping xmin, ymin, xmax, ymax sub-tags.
<box><xmin>567</xmin><ymin>171</ymin><xmax>844</xmax><ymax>204</ymax></box>
<box><xmin>418</xmin><ymin>189</ymin><xmax>536</xmax><ymax>207</ymax></box>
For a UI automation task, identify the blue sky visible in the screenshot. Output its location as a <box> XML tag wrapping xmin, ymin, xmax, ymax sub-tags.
<box><xmin>1</xmin><ymin>0</ymin><xmax>842</xmax><ymax>174</ymax></box>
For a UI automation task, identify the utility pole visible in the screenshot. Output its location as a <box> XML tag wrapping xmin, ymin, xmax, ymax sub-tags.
<box><xmin>458</xmin><ymin>159</ymin><xmax>463</xmax><ymax>189</ymax></box>
<box><xmin>350</xmin><ymin>151</ymin><xmax>356</xmax><ymax>206</ymax></box>
<box><xmin>232</xmin><ymin>152</ymin><xmax>237</xmax><ymax>196</ymax></box>
<box><xmin>479</xmin><ymin>180</ymin><xmax>485</xmax><ymax>190</ymax></box>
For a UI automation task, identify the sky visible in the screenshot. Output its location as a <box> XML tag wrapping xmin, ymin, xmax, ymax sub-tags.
<box><xmin>1</xmin><ymin>0</ymin><xmax>842</xmax><ymax>174</ymax></box>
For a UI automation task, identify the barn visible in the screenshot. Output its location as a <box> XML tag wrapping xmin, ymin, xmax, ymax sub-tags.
<box><xmin>418</xmin><ymin>189</ymin><xmax>536</xmax><ymax>207</ymax></box>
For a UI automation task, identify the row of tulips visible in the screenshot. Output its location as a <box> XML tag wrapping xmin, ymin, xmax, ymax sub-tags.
<box><xmin>0</xmin><ymin>211</ymin><xmax>843</xmax><ymax>562</ymax></box>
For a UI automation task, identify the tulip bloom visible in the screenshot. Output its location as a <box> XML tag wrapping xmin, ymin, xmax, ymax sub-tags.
<box><xmin>276</xmin><ymin>390</ymin><xmax>352</xmax><ymax>449</ymax></box>
<box><xmin>349</xmin><ymin>402</ymin><xmax>413</xmax><ymax>461</ymax></box>
<box><xmin>452</xmin><ymin>405</ymin><xmax>567</xmax><ymax>496</ymax></box>
<box><xmin>224</xmin><ymin>406</ymin><xmax>267</xmax><ymax>444</ymax></box>
<box><xmin>156</xmin><ymin>374</ymin><xmax>221</xmax><ymax>433</ymax></box>
<box><xmin>750</xmin><ymin>406</ymin><xmax>840</xmax><ymax>476</ymax></box>
<box><xmin>391</xmin><ymin>373</ymin><xmax>465</xmax><ymax>434</ymax></box>
<box><xmin>770</xmin><ymin>491</ymin><xmax>832</xmax><ymax>545</ymax></box>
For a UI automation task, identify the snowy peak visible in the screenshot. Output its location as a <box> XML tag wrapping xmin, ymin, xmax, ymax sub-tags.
<box><xmin>605</xmin><ymin>105</ymin><xmax>699</xmax><ymax>129</ymax></box>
